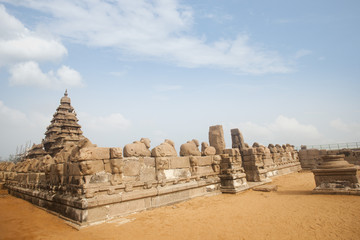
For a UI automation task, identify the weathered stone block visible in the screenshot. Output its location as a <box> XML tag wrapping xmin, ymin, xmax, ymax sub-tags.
<box><xmin>78</xmin><ymin>147</ymin><xmax>110</xmax><ymax>161</ymax></box>
<box><xmin>103</xmin><ymin>160</ymin><xmax>111</xmax><ymax>173</ymax></box>
<box><xmin>143</xmin><ymin>157</ymin><xmax>155</xmax><ymax>167</ymax></box>
<box><xmin>123</xmin><ymin>160</ymin><xmax>140</xmax><ymax>176</ymax></box>
<box><xmin>110</xmin><ymin>147</ymin><xmax>123</xmax><ymax>159</ymax></box>
<box><xmin>68</xmin><ymin>162</ymin><xmax>81</xmax><ymax>176</ymax></box>
<box><xmin>79</xmin><ymin>160</ymin><xmax>105</xmax><ymax>175</ymax></box>
<box><xmin>163</xmin><ymin>169</ymin><xmax>191</xmax><ymax>179</ymax></box>
<box><xmin>169</xmin><ymin>157</ymin><xmax>190</xmax><ymax>169</ymax></box>
<box><xmin>209</xmin><ymin>125</ymin><xmax>225</xmax><ymax>154</ymax></box>
<box><xmin>197</xmin><ymin>166</ymin><xmax>215</xmax><ymax>175</ymax></box>
<box><xmin>197</xmin><ymin>156</ymin><xmax>213</xmax><ymax>166</ymax></box>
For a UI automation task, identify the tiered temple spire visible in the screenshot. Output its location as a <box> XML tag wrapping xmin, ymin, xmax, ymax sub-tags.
<box><xmin>43</xmin><ymin>90</ymin><xmax>84</xmax><ymax>156</ymax></box>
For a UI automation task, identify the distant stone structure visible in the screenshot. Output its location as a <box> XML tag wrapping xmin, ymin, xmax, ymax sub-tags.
<box><xmin>312</xmin><ymin>154</ymin><xmax>360</xmax><ymax>195</ymax></box>
<box><xmin>299</xmin><ymin>147</ymin><xmax>360</xmax><ymax>169</ymax></box>
<box><xmin>0</xmin><ymin>93</ymin><xmax>303</xmax><ymax>225</ymax></box>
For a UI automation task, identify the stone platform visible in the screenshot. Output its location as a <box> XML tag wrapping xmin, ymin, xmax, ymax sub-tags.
<box><xmin>7</xmin><ymin>178</ymin><xmax>220</xmax><ymax>225</ymax></box>
<box><xmin>312</xmin><ymin>154</ymin><xmax>360</xmax><ymax>195</ymax></box>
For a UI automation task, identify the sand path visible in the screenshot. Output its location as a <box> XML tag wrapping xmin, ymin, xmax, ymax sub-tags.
<box><xmin>1</xmin><ymin>171</ymin><xmax>359</xmax><ymax>240</ymax></box>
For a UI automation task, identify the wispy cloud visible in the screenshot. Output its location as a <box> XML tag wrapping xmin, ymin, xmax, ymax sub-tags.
<box><xmin>3</xmin><ymin>0</ymin><xmax>291</xmax><ymax>75</ymax></box>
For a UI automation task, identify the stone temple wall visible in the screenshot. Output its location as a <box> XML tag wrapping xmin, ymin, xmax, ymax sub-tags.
<box><xmin>1</xmin><ymin>138</ymin><xmax>222</xmax><ymax>225</ymax></box>
<box><xmin>0</xmin><ymin>130</ymin><xmax>302</xmax><ymax>225</ymax></box>
<box><xmin>299</xmin><ymin>147</ymin><xmax>360</xmax><ymax>169</ymax></box>
<box><xmin>0</xmin><ymin>124</ymin><xmax>302</xmax><ymax>225</ymax></box>
<box><xmin>0</xmin><ymin>93</ymin><xmax>303</xmax><ymax>225</ymax></box>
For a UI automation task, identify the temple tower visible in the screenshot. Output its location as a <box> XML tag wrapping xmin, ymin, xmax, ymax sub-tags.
<box><xmin>43</xmin><ymin>90</ymin><xmax>84</xmax><ymax>156</ymax></box>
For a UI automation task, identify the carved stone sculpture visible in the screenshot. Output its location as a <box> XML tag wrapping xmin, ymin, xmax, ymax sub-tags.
<box><xmin>190</xmin><ymin>156</ymin><xmax>199</xmax><ymax>173</ymax></box>
<box><xmin>201</xmin><ymin>142</ymin><xmax>216</xmax><ymax>156</ymax></box>
<box><xmin>123</xmin><ymin>138</ymin><xmax>151</xmax><ymax>157</ymax></box>
<box><xmin>180</xmin><ymin>139</ymin><xmax>201</xmax><ymax>156</ymax></box>
<box><xmin>151</xmin><ymin>139</ymin><xmax>177</xmax><ymax>157</ymax></box>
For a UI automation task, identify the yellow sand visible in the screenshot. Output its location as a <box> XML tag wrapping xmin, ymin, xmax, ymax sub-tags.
<box><xmin>1</xmin><ymin>172</ymin><xmax>359</xmax><ymax>240</ymax></box>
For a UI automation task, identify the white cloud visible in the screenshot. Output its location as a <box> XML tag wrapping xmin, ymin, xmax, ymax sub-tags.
<box><xmin>9</xmin><ymin>61</ymin><xmax>83</xmax><ymax>89</ymax></box>
<box><xmin>230</xmin><ymin>115</ymin><xmax>322</xmax><ymax>146</ymax></box>
<box><xmin>0</xmin><ymin>4</ymin><xmax>67</xmax><ymax>66</ymax></box>
<box><xmin>0</xmin><ymin>4</ymin><xmax>84</xmax><ymax>90</ymax></box>
<box><xmin>79</xmin><ymin>112</ymin><xmax>131</xmax><ymax>132</ymax></box>
<box><xmin>4</xmin><ymin>0</ymin><xmax>291</xmax><ymax>74</ymax></box>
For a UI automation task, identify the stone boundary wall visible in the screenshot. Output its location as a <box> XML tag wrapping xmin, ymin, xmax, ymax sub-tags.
<box><xmin>0</xmin><ymin>126</ymin><xmax>302</xmax><ymax>225</ymax></box>
<box><xmin>299</xmin><ymin>148</ymin><xmax>360</xmax><ymax>169</ymax></box>
<box><xmin>241</xmin><ymin>144</ymin><xmax>301</xmax><ymax>182</ymax></box>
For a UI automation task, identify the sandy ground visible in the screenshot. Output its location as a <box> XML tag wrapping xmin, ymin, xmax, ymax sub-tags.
<box><xmin>1</xmin><ymin>171</ymin><xmax>360</xmax><ymax>240</ymax></box>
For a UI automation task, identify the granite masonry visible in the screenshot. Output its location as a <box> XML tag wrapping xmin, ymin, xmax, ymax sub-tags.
<box><xmin>0</xmin><ymin>91</ymin><xmax>303</xmax><ymax>225</ymax></box>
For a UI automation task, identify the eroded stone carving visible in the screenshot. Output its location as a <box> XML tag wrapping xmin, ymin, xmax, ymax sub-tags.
<box><xmin>151</xmin><ymin>139</ymin><xmax>177</xmax><ymax>157</ymax></box>
<box><xmin>190</xmin><ymin>156</ymin><xmax>199</xmax><ymax>173</ymax></box>
<box><xmin>180</xmin><ymin>139</ymin><xmax>201</xmax><ymax>156</ymax></box>
<box><xmin>123</xmin><ymin>138</ymin><xmax>151</xmax><ymax>157</ymax></box>
<box><xmin>201</xmin><ymin>142</ymin><xmax>216</xmax><ymax>156</ymax></box>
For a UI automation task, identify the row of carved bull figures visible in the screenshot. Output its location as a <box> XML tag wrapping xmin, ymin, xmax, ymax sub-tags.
<box><xmin>123</xmin><ymin>138</ymin><xmax>216</xmax><ymax>157</ymax></box>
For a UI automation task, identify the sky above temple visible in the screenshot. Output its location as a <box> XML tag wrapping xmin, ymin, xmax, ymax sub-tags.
<box><xmin>0</xmin><ymin>0</ymin><xmax>359</xmax><ymax>159</ymax></box>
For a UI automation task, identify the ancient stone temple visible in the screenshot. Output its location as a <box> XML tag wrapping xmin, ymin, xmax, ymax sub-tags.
<box><xmin>0</xmin><ymin>93</ymin><xmax>303</xmax><ymax>226</ymax></box>
<box><xmin>43</xmin><ymin>90</ymin><xmax>84</xmax><ymax>156</ymax></box>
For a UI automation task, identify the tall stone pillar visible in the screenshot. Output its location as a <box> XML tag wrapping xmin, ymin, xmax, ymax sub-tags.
<box><xmin>209</xmin><ymin>125</ymin><xmax>226</xmax><ymax>155</ymax></box>
<box><xmin>231</xmin><ymin>128</ymin><xmax>245</xmax><ymax>152</ymax></box>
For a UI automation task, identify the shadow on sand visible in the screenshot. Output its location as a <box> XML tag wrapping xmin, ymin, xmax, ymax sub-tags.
<box><xmin>276</xmin><ymin>190</ymin><xmax>313</xmax><ymax>196</ymax></box>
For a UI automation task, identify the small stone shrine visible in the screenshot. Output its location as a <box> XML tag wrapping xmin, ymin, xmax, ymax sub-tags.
<box><xmin>312</xmin><ymin>154</ymin><xmax>360</xmax><ymax>195</ymax></box>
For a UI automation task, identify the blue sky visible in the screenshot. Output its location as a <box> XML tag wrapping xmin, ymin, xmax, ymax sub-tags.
<box><xmin>0</xmin><ymin>0</ymin><xmax>359</xmax><ymax>159</ymax></box>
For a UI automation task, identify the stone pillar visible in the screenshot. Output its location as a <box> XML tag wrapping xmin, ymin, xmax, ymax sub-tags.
<box><xmin>231</xmin><ymin>128</ymin><xmax>245</xmax><ymax>152</ymax></box>
<box><xmin>209</xmin><ymin>125</ymin><xmax>226</xmax><ymax>155</ymax></box>
<box><xmin>219</xmin><ymin>148</ymin><xmax>249</xmax><ymax>193</ymax></box>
